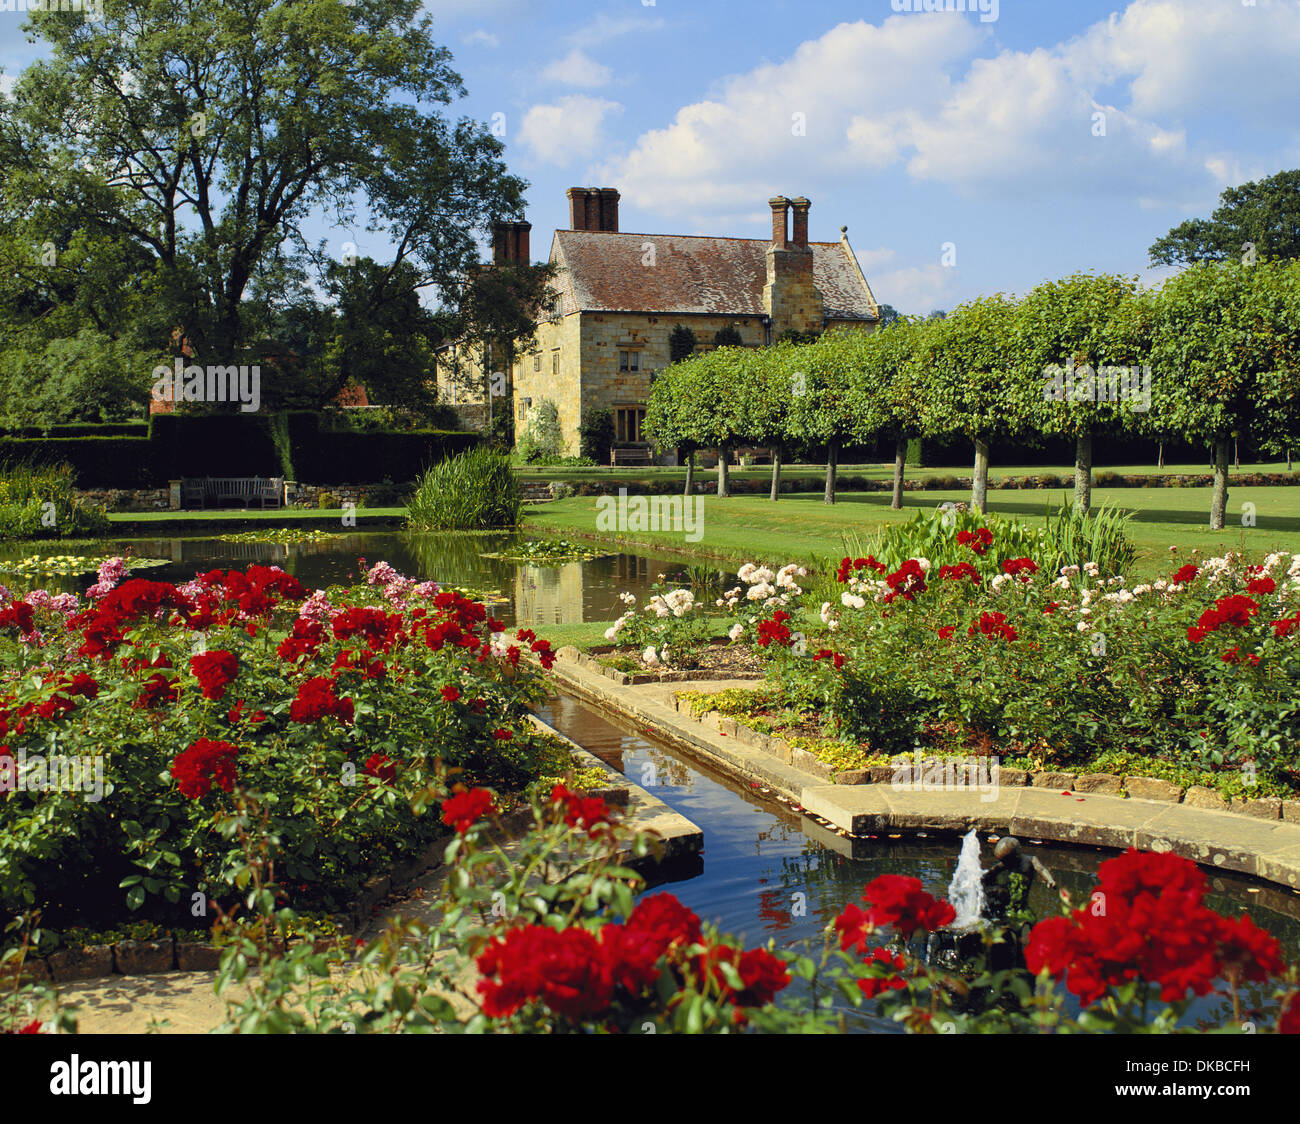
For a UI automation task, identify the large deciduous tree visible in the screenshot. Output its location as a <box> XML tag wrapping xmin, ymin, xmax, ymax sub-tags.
<box><xmin>1149</xmin><ymin>170</ymin><xmax>1300</xmax><ymax>267</ymax></box>
<box><xmin>0</xmin><ymin>0</ymin><xmax>530</xmax><ymax>378</ymax></box>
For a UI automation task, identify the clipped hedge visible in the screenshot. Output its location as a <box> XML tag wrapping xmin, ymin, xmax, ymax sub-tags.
<box><xmin>0</xmin><ymin>436</ymin><xmax>155</xmax><ymax>488</ymax></box>
<box><xmin>3</xmin><ymin>413</ymin><xmax>480</xmax><ymax>487</ymax></box>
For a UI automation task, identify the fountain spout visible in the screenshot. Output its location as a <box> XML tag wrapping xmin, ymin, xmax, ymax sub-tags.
<box><xmin>946</xmin><ymin>829</ymin><xmax>987</xmax><ymax>931</ymax></box>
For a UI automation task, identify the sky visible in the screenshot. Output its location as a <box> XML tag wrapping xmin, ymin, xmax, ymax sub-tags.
<box><xmin>2</xmin><ymin>0</ymin><xmax>1298</xmax><ymax>315</ymax></box>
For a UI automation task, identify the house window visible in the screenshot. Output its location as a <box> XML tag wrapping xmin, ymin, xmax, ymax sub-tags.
<box><xmin>618</xmin><ymin>350</ymin><xmax>641</xmax><ymax>373</ymax></box>
<box><xmin>518</xmin><ymin>397</ymin><xmax>532</xmax><ymax>417</ymax></box>
<box><xmin>552</xmin><ymin>351</ymin><xmax>560</xmax><ymax>375</ymax></box>
<box><xmin>533</xmin><ymin>353</ymin><xmax>540</xmax><ymax>372</ymax></box>
<box><xmin>615</xmin><ymin>406</ymin><xmax>647</xmax><ymax>444</ymax></box>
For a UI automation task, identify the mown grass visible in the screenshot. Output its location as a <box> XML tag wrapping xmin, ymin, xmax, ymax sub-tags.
<box><xmin>524</xmin><ymin>485</ymin><xmax>1300</xmax><ymax>580</ymax></box>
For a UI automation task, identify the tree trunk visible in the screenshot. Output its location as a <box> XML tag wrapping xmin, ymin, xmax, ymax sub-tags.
<box><xmin>824</xmin><ymin>441</ymin><xmax>838</xmax><ymax>505</ymax></box>
<box><xmin>683</xmin><ymin>449</ymin><xmax>694</xmax><ymax>497</ymax></box>
<box><xmin>891</xmin><ymin>434</ymin><xmax>907</xmax><ymax>510</ymax></box>
<box><xmin>1074</xmin><ymin>430</ymin><xmax>1093</xmax><ymax>513</ymax></box>
<box><xmin>1158</xmin><ymin>442</ymin><xmax>1164</xmax><ymax>470</ymax></box>
<box><xmin>1210</xmin><ymin>438</ymin><xmax>1230</xmax><ymax>531</ymax></box>
<box><xmin>1234</xmin><ymin>436</ymin><xmax>1239</xmax><ymax>470</ymax></box>
<box><xmin>972</xmin><ymin>439</ymin><xmax>990</xmax><ymax>513</ymax></box>
<box><xmin>1288</xmin><ymin>448</ymin><xmax>1293</xmax><ymax>473</ymax></box>
<box><xmin>717</xmin><ymin>447</ymin><xmax>730</xmax><ymax>498</ymax></box>
<box><xmin>769</xmin><ymin>447</ymin><xmax>782</xmax><ymax>501</ymax></box>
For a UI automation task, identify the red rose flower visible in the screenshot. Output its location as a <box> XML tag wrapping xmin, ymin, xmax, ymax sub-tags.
<box><xmin>440</xmin><ymin>684</ymin><xmax>461</xmax><ymax>702</ymax></box>
<box><xmin>476</xmin><ymin>925</ymin><xmax>613</xmax><ymax>1020</ymax></box>
<box><xmin>171</xmin><ymin>738</ymin><xmax>238</xmax><ymax>799</ymax></box>
<box><xmin>289</xmin><ymin>676</ymin><xmax>354</xmax><ymax>724</ymax></box>
<box><xmin>190</xmin><ymin>649</ymin><xmax>239</xmax><ymax>700</ymax></box>
<box><xmin>362</xmin><ymin>754</ymin><xmax>397</xmax><ymax>784</ymax></box>
<box><xmin>441</xmin><ymin>787</ymin><xmax>495</xmax><ymax>833</ymax></box>
<box><xmin>857</xmin><ymin>947</ymin><xmax>908</xmax><ymax>999</ymax></box>
<box><xmin>859</xmin><ymin>875</ymin><xmax>956</xmax><ymax>937</ymax></box>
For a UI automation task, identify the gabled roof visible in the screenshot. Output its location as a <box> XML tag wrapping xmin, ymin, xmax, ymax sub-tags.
<box><xmin>548</xmin><ymin>230</ymin><xmax>880</xmax><ymax>321</ymax></box>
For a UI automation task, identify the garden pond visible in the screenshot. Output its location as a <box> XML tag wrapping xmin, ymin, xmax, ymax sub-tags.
<box><xmin>0</xmin><ymin>531</ymin><xmax>700</xmax><ymax>626</ymax></box>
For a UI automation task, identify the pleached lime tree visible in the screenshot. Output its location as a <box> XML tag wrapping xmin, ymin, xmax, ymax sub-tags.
<box><xmin>732</xmin><ymin>343</ymin><xmax>795</xmax><ymax>501</ymax></box>
<box><xmin>847</xmin><ymin>317</ymin><xmax>927</xmax><ymax>510</ymax></box>
<box><xmin>912</xmin><ymin>295</ymin><xmax>1027</xmax><ymax>512</ymax></box>
<box><xmin>786</xmin><ymin>331</ymin><xmax>870</xmax><ymax>505</ymax></box>
<box><xmin>1148</xmin><ymin>259</ymin><xmax>1300</xmax><ymax>530</ymax></box>
<box><xmin>644</xmin><ymin>361</ymin><xmax>697</xmax><ymax>495</ymax></box>
<box><xmin>1016</xmin><ymin>273</ymin><xmax>1142</xmax><ymax>512</ymax></box>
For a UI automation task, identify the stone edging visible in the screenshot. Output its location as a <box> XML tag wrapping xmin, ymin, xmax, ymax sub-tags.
<box><xmin>546</xmin><ymin>646</ymin><xmax>1300</xmax><ymax>893</ymax></box>
<box><xmin>561</xmin><ymin>646</ymin><xmax>765</xmax><ymax>686</ymax></box>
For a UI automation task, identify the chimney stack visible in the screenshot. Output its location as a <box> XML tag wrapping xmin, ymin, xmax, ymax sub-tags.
<box><xmin>566</xmin><ymin>187</ymin><xmax>621</xmax><ymax>232</ymax></box>
<box><xmin>769</xmin><ymin>196</ymin><xmax>790</xmax><ymax>248</ymax></box>
<box><xmin>597</xmin><ymin>188</ymin><xmax>620</xmax><ymax>232</ymax></box>
<box><xmin>491</xmin><ymin>221</ymin><xmax>532</xmax><ymax>264</ymax></box>
<box><xmin>790</xmin><ymin>197</ymin><xmax>810</xmax><ymax>249</ymax></box>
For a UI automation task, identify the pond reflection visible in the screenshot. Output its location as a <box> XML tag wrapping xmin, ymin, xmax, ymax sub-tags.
<box><xmin>0</xmin><ymin>531</ymin><xmax>708</xmax><ymax>626</ymax></box>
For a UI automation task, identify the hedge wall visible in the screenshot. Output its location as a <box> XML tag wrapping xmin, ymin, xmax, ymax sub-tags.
<box><xmin>1</xmin><ymin>414</ymin><xmax>481</xmax><ymax>487</ymax></box>
<box><xmin>0</xmin><ymin>436</ymin><xmax>155</xmax><ymax>488</ymax></box>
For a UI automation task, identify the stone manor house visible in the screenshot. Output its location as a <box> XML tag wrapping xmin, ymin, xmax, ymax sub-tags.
<box><xmin>436</xmin><ymin>187</ymin><xmax>882</xmax><ymax>460</ymax></box>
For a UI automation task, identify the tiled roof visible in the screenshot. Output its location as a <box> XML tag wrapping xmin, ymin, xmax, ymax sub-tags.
<box><xmin>549</xmin><ymin>231</ymin><xmax>879</xmax><ymax>321</ymax></box>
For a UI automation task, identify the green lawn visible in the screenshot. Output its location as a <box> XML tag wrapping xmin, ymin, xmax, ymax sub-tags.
<box><xmin>517</xmin><ymin>460</ymin><xmax>1297</xmax><ymax>485</ymax></box>
<box><xmin>524</xmin><ymin>485</ymin><xmax>1300</xmax><ymax>579</ymax></box>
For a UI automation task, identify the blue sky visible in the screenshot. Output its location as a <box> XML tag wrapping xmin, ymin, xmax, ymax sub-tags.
<box><xmin>3</xmin><ymin>0</ymin><xmax>1298</xmax><ymax>315</ymax></box>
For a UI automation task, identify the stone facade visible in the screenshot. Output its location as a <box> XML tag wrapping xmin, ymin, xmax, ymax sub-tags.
<box><xmin>436</xmin><ymin>187</ymin><xmax>881</xmax><ymax>455</ymax></box>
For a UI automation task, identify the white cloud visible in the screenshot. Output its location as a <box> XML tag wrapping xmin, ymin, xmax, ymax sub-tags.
<box><xmin>596</xmin><ymin>1</ymin><xmax>1300</xmax><ymax>225</ymax></box>
<box><xmin>517</xmin><ymin>96</ymin><xmax>622</xmax><ymax>166</ymax></box>
<box><xmin>542</xmin><ymin>48</ymin><xmax>612</xmax><ymax>88</ymax></box>
<box><xmin>463</xmin><ymin>29</ymin><xmax>499</xmax><ymax>48</ymax></box>
<box><xmin>568</xmin><ymin>12</ymin><xmax>665</xmax><ymax>48</ymax></box>
<box><xmin>1065</xmin><ymin>0</ymin><xmax>1300</xmax><ymax>123</ymax></box>
<box><xmin>0</xmin><ymin>75</ymin><xmax>14</xmax><ymax>98</ymax></box>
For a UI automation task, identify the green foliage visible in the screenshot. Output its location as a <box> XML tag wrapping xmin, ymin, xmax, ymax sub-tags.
<box><xmin>1041</xmin><ymin>498</ymin><xmax>1137</xmax><ymax>576</ymax></box>
<box><xmin>0</xmin><ymin>462</ymin><xmax>109</xmax><ymax>541</ymax></box>
<box><xmin>713</xmin><ymin>326</ymin><xmax>744</xmax><ymax>348</ymax></box>
<box><xmin>668</xmin><ymin>324</ymin><xmax>697</xmax><ymax>363</ymax></box>
<box><xmin>577</xmin><ymin>408</ymin><xmax>614</xmax><ymax>462</ymax></box>
<box><xmin>406</xmin><ymin>445</ymin><xmax>522</xmax><ymax>530</ymax></box>
<box><xmin>851</xmin><ymin>506</ymin><xmax>1046</xmax><ymax>578</ymax></box>
<box><xmin>515</xmin><ymin>399</ymin><xmax>563</xmax><ymax>463</ymax></box>
<box><xmin>1149</xmin><ymin>169</ymin><xmax>1300</xmax><ymax>266</ymax></box>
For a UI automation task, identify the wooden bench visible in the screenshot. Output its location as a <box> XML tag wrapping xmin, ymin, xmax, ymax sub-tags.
<box><xmin>181</xmin><ymin>476</ymin><xmax>284</xmax><ymax>510</ymax></box>
<box><xmin>610</xmin><ymin>446</ymin><xmax>654</xmax><ymax>467</ymax></box>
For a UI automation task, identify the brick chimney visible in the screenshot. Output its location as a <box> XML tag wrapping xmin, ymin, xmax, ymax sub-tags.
<box><xmin>769</xmin><ymin>196</ymin><xmax>790</xmax><ymax>247</ymax></box>
<box><xmin>790</xmin><ymin>197</ymin><xmax>810</xmax><ymax>248</ymax></box>
<box><xmin>566</xmin><ymin>188</ymin><xmax>587</xmax><ymax>230</ymax></box>
<box><xmin>566</xmin><ymin>187</ymin><xmax>620</xmax><ymax>232</ymax></box>
<box><xmin>492</xmin><ymin>221</ymin><xmax>532</xmax><ymax>264</ymax></box>
<box><xmin>597</xmin><ymin>188</ymin><xmax>620</xmax><ymax>232</ymax></box>
<box><xmin>763</xmin><ymin>193</ymin><xmax>823</xmax><ymax>337</ymax></box>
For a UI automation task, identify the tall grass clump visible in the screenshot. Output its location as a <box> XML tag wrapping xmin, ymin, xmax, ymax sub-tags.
<box><xmin>0</xmin><ymin>461</ymin><xmax>109</xmax><ymax>541</ymax></box>
<box><xmin>1041</xmin><ymin>496</ymin><xmax>1137</xmax><ymax>577</ymax></box>
<box><xmin>405</xmin><ymin>445</ymin><xmax>522</xmax><ymax>530</ymax></box>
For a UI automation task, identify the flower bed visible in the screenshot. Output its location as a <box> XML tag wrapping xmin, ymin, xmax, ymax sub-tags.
<box><xmin>0</xmin><ymin>556</ymin><xmax>569</xmax><ymax>944</ymax></box>
<box><xmin>602</xmin><ymin>527</ymin><xmax>1300</xmax><ymax>798</ymax></box>
<box><xmin>8</xmin><ymin>782</ymin><xmax>1296</xmax><ymax>1035</ymax></box>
